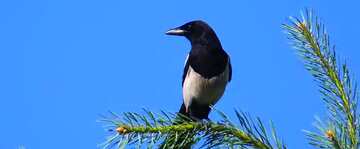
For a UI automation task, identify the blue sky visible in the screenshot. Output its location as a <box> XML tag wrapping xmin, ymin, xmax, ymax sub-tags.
<box><xmin>1</xmin><ymin>0</ymin><xmax>360</xmax><ymax>148</ymax></box>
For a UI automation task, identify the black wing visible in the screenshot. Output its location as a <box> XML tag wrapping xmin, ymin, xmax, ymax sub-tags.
<box><xmin>228</xmin><ymin>58</ymin><xmax>232</xmax><ymax>82</ymax></box>
<box><xmin>179</xmin><ymin>55</ymin><xmax>190</xmax><ymax>115</ymax></box>
<box><xmin>182</xmin><ymin>54</ymin><xmax>190</xmax><ymax>86</ymax></box>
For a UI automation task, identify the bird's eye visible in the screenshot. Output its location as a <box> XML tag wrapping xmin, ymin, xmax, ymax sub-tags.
<box><xmin>187</xmin><ymin>24</ymin><xmax>192</xmax><ymax>29</ymax></box>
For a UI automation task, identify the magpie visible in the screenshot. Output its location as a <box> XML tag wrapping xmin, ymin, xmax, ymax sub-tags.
<box><xmin>166</xmin><ymin>20</ymin><xmax>232</xmax><ymax>120</ymax></box>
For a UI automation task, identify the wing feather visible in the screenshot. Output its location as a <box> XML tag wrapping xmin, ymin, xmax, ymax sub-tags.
<box><xmin>228</xmin><ymin>57</ymin><xmax>232</xmax><ymax>82</ymax></box>
<box><xmin>182</xmin><ymin>54</ymin><xmax>190</xmax><ymax>86</ymax></box>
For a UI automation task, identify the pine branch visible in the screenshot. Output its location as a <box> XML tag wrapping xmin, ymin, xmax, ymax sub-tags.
<box><xmin>99</xmin><ymin>109</ymin><xmax>286</xmax><ymax>149</ymax></box>
<box><xmin>283</xmin><ymin>9</ymin><xmax>359</xmax><ymax>149</ymax></box>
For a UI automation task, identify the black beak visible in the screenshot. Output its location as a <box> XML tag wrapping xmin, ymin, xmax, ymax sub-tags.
<box><xmin>165</xmin><ymin>27</ymin><xmax>187</xmax><ymax>36</ymax></box>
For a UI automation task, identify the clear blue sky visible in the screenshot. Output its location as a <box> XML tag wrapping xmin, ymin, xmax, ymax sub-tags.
<box><xmin>1</xmin><ymin>0</ymin><xmax>360</xmax><ymax>148</ymax></box>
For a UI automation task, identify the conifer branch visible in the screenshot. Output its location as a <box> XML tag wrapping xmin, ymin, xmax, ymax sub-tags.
<box><xmin>283</xmin><ymin>9</ymin><xmax>359</xmax><ymax>149</ymax></box>
<box><xmin>100</xmin><ymin>109</ymin><xmax>286</xmax><ymax>149</ymax></box>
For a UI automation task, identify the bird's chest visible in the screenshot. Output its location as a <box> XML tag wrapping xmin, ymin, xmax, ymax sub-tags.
<box><xmin>183</xmin><ymin>65</ymin><xmax>229</xmax><ymax>107</ymax></box>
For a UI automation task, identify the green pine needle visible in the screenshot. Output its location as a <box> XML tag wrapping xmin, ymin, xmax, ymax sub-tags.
<box><xmin>283</xmin><ymin>9</ymin><xmax>359</xmax><ymax>149</ymax></box>
<box><xmin>99</xmin><ymin>109</ymin><xmax>286</xmax><ymax>149</ymax></box>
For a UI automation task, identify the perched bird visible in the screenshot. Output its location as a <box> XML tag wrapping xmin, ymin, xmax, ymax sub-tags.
<box><xmin>166</xmin><ymin>20</ymin><xmax>232</xmax><ymax>120</ymax></box>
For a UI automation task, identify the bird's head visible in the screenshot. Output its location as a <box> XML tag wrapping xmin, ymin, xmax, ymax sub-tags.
<box><xmin>166</xmin><ymin>20</ymin><xmax>221</xmax><ymax>47</ymax></box>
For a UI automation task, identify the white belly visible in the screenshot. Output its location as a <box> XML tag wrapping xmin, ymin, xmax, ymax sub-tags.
<box><xmin>182</xmin><ymin>64</ymin><xmax>229</xmax><ymax>110</ymax></box>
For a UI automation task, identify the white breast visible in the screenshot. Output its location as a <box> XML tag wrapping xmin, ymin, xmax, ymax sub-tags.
<box><xmin>182</xmin><ymin>63</ymin><xmax>230</xmax><ymax>111</ymax></box>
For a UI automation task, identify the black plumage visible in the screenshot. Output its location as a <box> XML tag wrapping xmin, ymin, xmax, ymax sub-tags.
<box><xmin>166</xmin><ymin>20</ymin><xmax>232</xmax><ymax>120</ymax></box>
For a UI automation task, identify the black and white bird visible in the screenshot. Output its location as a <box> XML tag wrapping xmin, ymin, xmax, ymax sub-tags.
<box><xmin>166</xmin><ymin>20</ymin><xmax>232</xmax><ymax>120</ymax></box>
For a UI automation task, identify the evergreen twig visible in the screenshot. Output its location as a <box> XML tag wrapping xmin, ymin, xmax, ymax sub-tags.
<box><xmin>99</xmin><ymin>109</ymin><xmax>286</xmax><ymax>149</ymax></box>
<box><xmin>283</xmin><ymin>9</ymin><xmax>359</xmax><ymax>149</ymax></box>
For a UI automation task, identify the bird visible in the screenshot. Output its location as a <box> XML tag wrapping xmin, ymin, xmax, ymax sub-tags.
<box><xmin>166</xmin><ymin>20</ymin><xmax>232</xmax><ymax>120</ymax></box>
